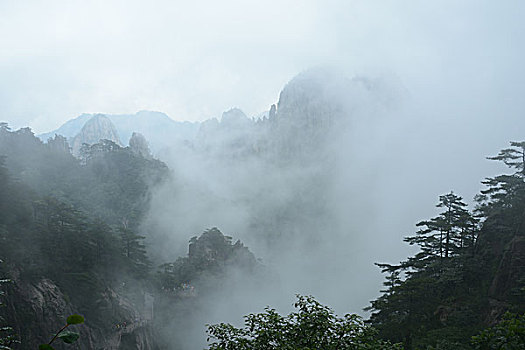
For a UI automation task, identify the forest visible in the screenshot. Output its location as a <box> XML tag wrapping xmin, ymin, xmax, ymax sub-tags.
<box><xmin>0</xmin><ymin>120</ymin><xmax>523</xmax><ymax>349</ymax></box>
<box><xmin>2</xmin><ymin>0</ymin><xmax>525</xmax><ymax>348</ymax></box>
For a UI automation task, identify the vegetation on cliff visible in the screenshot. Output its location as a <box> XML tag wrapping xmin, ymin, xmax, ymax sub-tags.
<box><xmin>0</xmin><ymin>124</ymin><xmax>167</xmax><ymax>348</ymax></box>
<box><xmin>367</xmin><ymin>142</ymin><xmax>525</xmax><ymax>349</ymax></box>
<box><xmin>1</xmin><ymin>122</ymin><xmax>524</xmax><ymax>349</ymax></box>
<box><xmin>206</xmin><ymin>295</ymin><xmax>401</xmax><ymax>350</ymax></box>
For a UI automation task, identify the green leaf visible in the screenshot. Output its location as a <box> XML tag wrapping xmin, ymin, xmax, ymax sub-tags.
<box><xmin>66</xmin><ymin>314</ymin><xmax>85</xmax><ymax>325</ymax></box>
<box><xmin>57</xmin><ymin>330</ymin><xmax>80</xmax><ymax>344</ymax></box>
<box><xmin>39</xmin><ymin>345</ymin><xmax>55</xmax><ymax>350</ymax></box>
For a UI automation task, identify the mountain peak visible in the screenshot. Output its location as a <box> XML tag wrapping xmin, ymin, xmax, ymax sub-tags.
<box><xmin>71</xmin><ymin>114</ymin><xmax>122</xmax><ymax>156</ymax></box>
<box><xmin>220</xmin><ymin>108</ymin><xmax>250</xmax><ymax>127</ymax></box>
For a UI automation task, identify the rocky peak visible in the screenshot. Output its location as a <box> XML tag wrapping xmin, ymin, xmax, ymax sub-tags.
<box><xmin>4</xmin><ymin>269</ymin><xmax>157</xmax><ymax>349</ymax></box>
<box><xmin>129</xmin><ymin>132</ymin><xmax>152</xmax><ymax>158</ymax></box>
<box><xmin>220</xmin><ymin>108</ymin><xmax>251</xmax><ymax>128</ymax></box>
<box><xmin>71</xmin><ymin>114</ymin><xmax>122</xmax><ymax>156</ymax></box>
<box><xmin>276</xmin><ymin>68</ymin><xmax>354</xmax><ymax>125</ymax></box>
<box><xmin>46</xmin><ymin>134</ymin><xmax>71</xmax><ymax>154</ymax></box>
<box><xmin>188</xmin><ymin>228</ymin><xmax>256</xmax><ymax>269</ymax></box>
<box><xmin>194</xmin><ymin>108</ymin><xmax>256</xmax><ymax>157</ymax></box>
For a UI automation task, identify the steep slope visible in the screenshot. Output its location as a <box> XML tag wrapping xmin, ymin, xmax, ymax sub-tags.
<box><xmin>367</xmin><ymin>143</ymin><xmax>525</xmax><ymax>349</ymax></box>
<box><xmin>195</xmin><ymin>108</ymin><xmax>256</xmax><ymax>157</ymax></box>
<box><xmin>38</xmin><ymin>113</ymin><xmax>93</xmax><ymax>141</ymax></box>
<box><xmin>71</xmin><ymin>114</ymin><xmax>122</xmax><ymax>156</ymax></box>
<box><xmin>190</xmin><ymin>68</ymin><xmax>394</xmax><ymax>162</ymax></box>
<box><xmin>0</xmin><ymin>127</ymin><xmax>169</xmax><ymax>349</ymax></box>
<box><xmin>4</xmin><ymin>272</ymin><xmax>158</xmax><ymax>350</ymax></box>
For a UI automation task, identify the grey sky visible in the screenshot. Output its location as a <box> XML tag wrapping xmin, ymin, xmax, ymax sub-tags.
<box><xmin>1</xmin><ymin>0</ymin><xmax>524</xmax><ymax>133</ymax></box>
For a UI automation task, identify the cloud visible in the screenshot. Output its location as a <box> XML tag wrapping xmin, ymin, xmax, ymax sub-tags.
<box><xmin>0</xmin><ymin>0</ymin><xmax>524</xmax><ymax>136</ymax></box>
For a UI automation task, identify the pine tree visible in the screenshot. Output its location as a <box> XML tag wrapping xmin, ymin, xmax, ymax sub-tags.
<box><xmin>477</xmin><ymin>141</ymin><xmax>525</xmax><ymax>237</ymax></box>
<box><xmin>368</xmin><ymin>142</ymin><xmax>525</xmax><ymax>349</ymax></box>
<box><xmin>487</xmin><ymin>141</ymin><xmax>525</xmax><ymax>175</ymax></box>
<box><xmin>118</xmin><ymin>226</ymin><xmax>149</xmax><ymax>277</ymax></box>
<box><xmin>404</xmin><ymin>192</ymin><xmax>476</xmax><ymax>265</ymax></box>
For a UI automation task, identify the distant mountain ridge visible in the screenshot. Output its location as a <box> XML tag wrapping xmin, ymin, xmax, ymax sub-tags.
<box><xmin>38</xmin><ymin>111</ymin><xmax>201</xmax><ymax>154</ymax></box>
<box><xmin>38</xmin><ymin>69</ymin><xmax>395</xmax><ymax>160</ymax></box>
<box><xmin>38</xmin><ymin>113</ymin><xmax>93</xmax><ymax>140</ymax></box>
<box><xmin>192</xmin><ymin>68</ymin><xmax>394</xmax><ymax>161</ymax></box>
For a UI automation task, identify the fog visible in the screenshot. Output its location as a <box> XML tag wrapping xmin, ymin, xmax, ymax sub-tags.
<box><xmin>142</xmin><ymin>67</ymin><xmax>522</xmax><ymax>347</ymax></box>
<box><xmin>2</xmin><ymin>1</ymin><xmax>524</xmax><ymax>132</ymax></box>
<box><xmin>2</xmin><ymin>1</ymin><xmax>525</xmax><ymax>348</ymax></box>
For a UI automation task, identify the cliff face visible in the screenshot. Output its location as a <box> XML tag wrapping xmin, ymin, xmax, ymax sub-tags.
<box><xmin>38</xmin><ymin>114</ymin><xmax>93</xmax><ymax>141</ymax></box>
<box><xmin>71</xmin><ymin>115</ymin><xmax>122</xmax><ymax>156</ymax></box>
<box><xmin>5</xmin><ymin>272</ymin><xmax>79</xmax><ymax>349</ymax></box>
<box><xmin>266</xmin><ymin>68</ymin><xmax>389</xmax><ymax>161</ymax></box>
<box><xmin>490</xmin><ymin>236</ymin><xmax>525</xmax><ymax>297</ymax></box>
<box><xmin>191</xmin><ymin>69</ymin><xmax>391</xmax><ymax>163</ymax></box>
<box><xmin>129</xmin><ymin>132</ymin><xmax>152</xmax><ymax>159</ymax></box>
<box><xmin>195</xmin><ymin>108</ymin><xmax>256</xmax><ymax>157</ymax></box>
<box><xmin>488</xmin><ymin>235</ymin><xmax>525</xmax><ymax>322</ymax></box>
<box><xmin>4</xmin><ymin>269</ymin><xmax>158</xmax><ymax>349</ymax></box>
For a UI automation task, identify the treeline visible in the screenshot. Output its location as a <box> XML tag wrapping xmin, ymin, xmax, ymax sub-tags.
<box><xmin>367</xmin><ymin>142</ymin><xmax>525</xmax><ymax>349</ymax></box>
<box><xmin>157</xmin><ymin>227</ymin><xmax>257</xmax><ymax>293</ymax></box>
<box><xmin>0</xmin><ymin>124</ymin><xmax>169</xmax><ymax>347</ymax></box>
<box><xmin>0</xmin><ymin>123</ymin><xmax>168</xmax><ymax>229</ymax></box>
<box><xmin>2</xmin><ymin>122</ymin><xmax>524</xmax><ymax>348</ymax></box>
<box><xmin>0</xmin><ymin>124</ymin><xmax>262</xmax><ymax>349</ymax></box>
<box><xmin>201</xmin><ymin>139</ymin><xmax>525</xmax><ymax>349</ymax></box>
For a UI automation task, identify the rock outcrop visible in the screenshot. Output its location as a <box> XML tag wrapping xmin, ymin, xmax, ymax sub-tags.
<box><xmin>129</xmin><ymin>132</ymin><xmax>152</xmax><ymax>159</ymax></box>
<box><xmin>489</xmin><ymin>236</ymin><xmax>525</xmax><ymax>302</ymax></box>
<box><xmin>195</xmin><ymin>108</ymin><xmax>256</xmax><ymax>157</ymax></box>
<box><xmin>188</xmin><ymin>227</ymin><xmax>257</xmax><ymax>268</ymax></box>
<box><xmin>3</xmin><ymin>269</ymin><xmax>158</xmax><ymax>349</ymax></box>
<box><xmin>71</xmin><ymin>114</ymin><xmax>122</xmax><ymax>156</ymax></box>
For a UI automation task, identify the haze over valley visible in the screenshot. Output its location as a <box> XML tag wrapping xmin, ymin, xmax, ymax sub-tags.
<box><xmin>1</xmin><ymin>1</ymin><xmax>524</xmax><ymax>349</ymax></box>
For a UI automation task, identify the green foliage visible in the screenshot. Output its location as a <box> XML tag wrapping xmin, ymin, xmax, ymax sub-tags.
<box><xmin>56</xmin><ymin>330</ymin><xmax>80</xmax><ymax>344</ymax></box>
<box><xmin>487</xmin><ymin>141</ymin><xmax>525</xmax><ymax>175</ymax></box>
<box><xmin>206</xmin><ymin>295</ymin><xmax>401</xmax><ymax>350</ymax></box>
<box><xmin>477</xmin><ymin>141</ymin><xmax>525</xmax><ymax>238</ymax></box>
<box><xmin>0</xmin><ymin>126</ymin><xmax>166</xmax><ymax>345</ymax></box>
<box><xmin>75</xmin><ymin>139</ymin><xmax>169</xmax><ymax>229</ymax></box>
<box><xmin>39</xmin><ymin>314</ymin><xmax>84</xmax><ymax>349</ymax></box>
<box><xmin>66</xmin><ymin>315</ymin><xmax>84</xmax><ymax>325</ymax></box>
<box><xmin>471</xmin><ymin>313</ymin><xmax>525</xmax><ymax>349</ymax></box>
<box><xmin>404</xmin><ymin>192</ymin><xmax>478</xmax><ymax>264</ymax></box>
<box><xmin>0</xmin><ymin>125</ymin><xmax>169</xmax><ymax>231</ymax></box>
<box><xmin>118</xmin><ymin>226</ymin><xmax>150</xmax><ymax>278</ymax></box>
<box><xmin>368</xmin><ymin>141</ymin><xmax>525</xmax><ymax>349</ymax></box>
<box><xmin>157</xmin><ymin>228</ymin><xmax>256</xmax><ymax>292</ymax></box>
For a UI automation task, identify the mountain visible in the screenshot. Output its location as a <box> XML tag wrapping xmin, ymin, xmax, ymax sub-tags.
<box><xmin>191</xmin><ymin>68</ymin><xmax>391</xmax><ymax>162</ymax></box>
<box><xmin>71</xmin><ymin>114</ymin><xmax>122</xmax><ymax>156</ymax></box>
<box><xmin>194</xmin><ymin>108</ymin><xmax>257</xmax><ymax>157</ymax></box>
<box><xmin>109</xmin><ymin>111</ymin><xmax>200</xmax><ymax>152</ymax></box>
<box><xmin>38</xmin><ymin>69</ymin><xmax>383</xmax><ymax>160</ymax></box>
<box><xmin>38</xmin><ymin>113</ymin><xmax>93</xmax><ymax>141</ymax></box>
<box><xmin>33</xmin><ymin>69</ymin><xmax>398</xmax><ymax>169</ymax></box>
<box><xmin>38</xmin><ymin>111</ymin><xmax>200</xmax><ymax>154</ymax></box>
<box><xmin>0</xmin><ymin>126</ymin><xmax>172</xmax><ymax>349</ymax></box>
